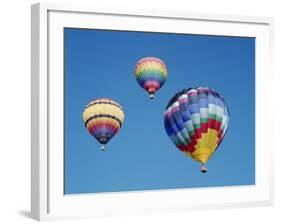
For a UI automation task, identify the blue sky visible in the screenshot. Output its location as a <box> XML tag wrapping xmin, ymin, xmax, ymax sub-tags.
<box><xmin>64</xmin><ymin>28</ymin><xmax>255</xmax><ymax>194</ymax></box>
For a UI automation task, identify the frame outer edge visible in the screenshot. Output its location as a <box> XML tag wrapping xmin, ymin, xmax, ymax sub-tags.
<box><xmin>31</xmin><ymin>2</ymin><xmax>48</xmax><ymax>221</ymax></box>
<box><xmin>37</xmin><ymin>1</ymin><xmax>273</xmax><ymax>24</ymax></box>
<box><xmin>268</xmin><ymin>18</ymin><xmax>275</xmax><ymax>206</ymax></box>
<box><xmin>31</xmin><ymin>3</ymin><xmax>40</xmax><ymax>220</ymax></box>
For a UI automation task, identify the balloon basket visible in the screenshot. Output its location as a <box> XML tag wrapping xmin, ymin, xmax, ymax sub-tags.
<box><xmin>100</xmin><ymin>145</ymin><xmax>106</xmax><ymax>151</ymax></box>
<box><xmin>149</xmin><ymin>94</ymin><xmax>155</xmax><ymax>99</ymax></box>
<box><xmin>201</xmin><ymin>164</ymin><xmax>207</xmax><ymax>173</ymax></box>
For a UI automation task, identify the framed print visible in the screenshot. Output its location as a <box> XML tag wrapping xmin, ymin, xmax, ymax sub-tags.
<box><xmin>31</xmin><ymin>2</ymin><xmax>274</xmax><ymax>221</ymax></box>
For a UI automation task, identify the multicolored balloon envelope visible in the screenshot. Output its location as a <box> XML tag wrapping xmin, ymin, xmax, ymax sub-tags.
<box><xmin>164</xmin><ymin>87</ymin><xmax>229</xmax><ymax>173</ymax></box>
<box><xmin>82</xmin><ymin>98</ymin><xmax>125</xmax><ymax>151</ymax></box>
<box><xmin>134</xmin><ymin>57</ymin><xmax>167</xmax><ymax>99</ymax></box>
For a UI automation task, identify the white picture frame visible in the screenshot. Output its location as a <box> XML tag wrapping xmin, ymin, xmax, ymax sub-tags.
<box><xmin>31</xmin><ymin>2</ymin><xmax>274</xmax><ymax>221</ymax></box>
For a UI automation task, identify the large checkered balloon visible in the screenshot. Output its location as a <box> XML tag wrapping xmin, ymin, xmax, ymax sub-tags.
<box><xmin>164</xmin><ymin>87</ymin><xmax>229</xmax><ymax>173</ymax></box>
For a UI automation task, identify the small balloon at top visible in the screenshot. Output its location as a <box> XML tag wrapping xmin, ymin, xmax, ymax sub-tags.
<box><xmin>134</xmin><ymin>57</ymin><xmax>167</xmax><ymax>99</ymax></box>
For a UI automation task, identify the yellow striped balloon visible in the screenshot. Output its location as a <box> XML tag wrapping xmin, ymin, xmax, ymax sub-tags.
<box><xmin>82</xmin><ymin>98</ymin><xmax>125</xmax><ymax>150</ymax></box>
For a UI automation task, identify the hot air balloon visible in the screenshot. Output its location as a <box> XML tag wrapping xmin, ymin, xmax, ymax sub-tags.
<box><xmin>164</xmin><ymin>87</ymin><xmax>229</xmax><ymax>173</ymax></box>
<box><xmin>82</xmin><ymin>98</ymin><xmax>125</xmax><ymax>151</ymax></box>
<box><xmin>134</xmin><ymin>57</ymin><xmax>167</xmax><ymax>99</ymax></box>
